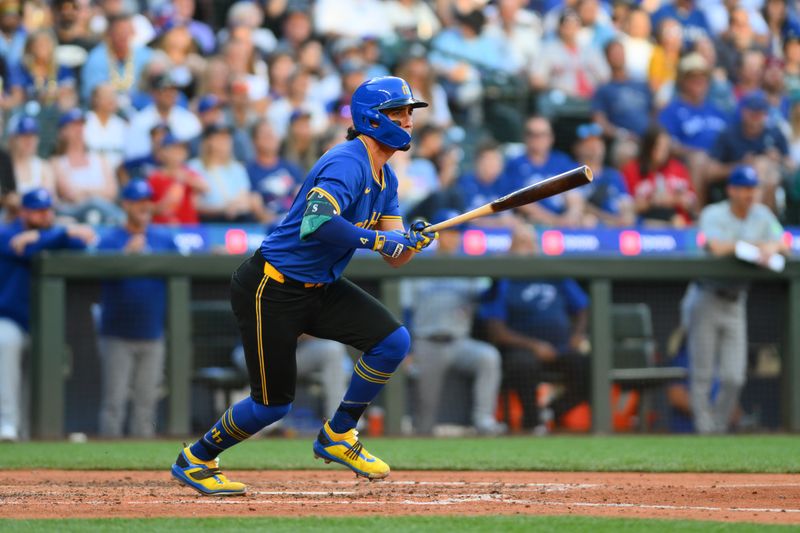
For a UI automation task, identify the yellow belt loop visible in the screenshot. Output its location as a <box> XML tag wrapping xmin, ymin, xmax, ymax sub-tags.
<box><xmin>262</xmin><ymin>260</ymin><xmax>285</xmax><ymax>283</ymax></box>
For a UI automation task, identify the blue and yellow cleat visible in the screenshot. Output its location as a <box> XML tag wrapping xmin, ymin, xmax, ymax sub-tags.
<box><xmin>171</xmin><ymin>445</ymin><xmax>247</xmax><ymax>496</ymax></box>
<box><xmin>313</xmin><ymin>421</ymin><xmax>390</xmax><ymax>480</ymax></box>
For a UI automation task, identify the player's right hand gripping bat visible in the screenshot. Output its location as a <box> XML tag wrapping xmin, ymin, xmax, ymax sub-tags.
<box><xmin>422</xmin><ymin>165</ymin><xmax>593</xmax><ymax>233</ymax></box>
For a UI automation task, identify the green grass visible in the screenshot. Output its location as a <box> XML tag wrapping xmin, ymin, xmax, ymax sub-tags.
<box><xmin>0</xmin><ymin>516</ymin><xmax>795</xmax><ymax>532</ymax></box>
<box><xmin>1</xmin><ymin>435</ymin><xmax>798</xmax><ymax>472</ymax></box>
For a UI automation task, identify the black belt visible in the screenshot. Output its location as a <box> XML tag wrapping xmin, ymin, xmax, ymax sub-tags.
<box><xmin>419</xmin><ymin>334</ymin><xmax>456</xmax><ymax>343</ymax></box>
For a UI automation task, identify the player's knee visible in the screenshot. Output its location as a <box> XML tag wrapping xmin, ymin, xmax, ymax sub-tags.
<box><xmin>373</xmin><ymin>326</ymin><xmax>411</xmax><ymax>362</ymax></box>
<box><xmin>250</xmin><ymin>400</ymin><xmax>292</xmax><ymax>425</ymax></box>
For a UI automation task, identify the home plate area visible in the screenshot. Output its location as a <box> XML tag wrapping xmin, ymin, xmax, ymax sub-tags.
<box><xmin>1</xmin><ymin>470</ymin><xmax>799</xmax><ymax>524</ymax></box>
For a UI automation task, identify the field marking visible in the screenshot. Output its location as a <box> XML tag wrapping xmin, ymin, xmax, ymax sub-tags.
<box><xmin>252</xmin><ymin>491</ymin><xmax>356</xmax><ymax>496</ymax></box>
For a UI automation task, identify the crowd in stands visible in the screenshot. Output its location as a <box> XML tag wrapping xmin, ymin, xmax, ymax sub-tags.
<box><xmin>0</xmin><ymin>0</ymin><xmax>798</xmax><ymax>231</ymax></box>
<box><xmin>0</xmin><ymin>0</ymin><xmax>797</xmax><ymax>440</ymax></box>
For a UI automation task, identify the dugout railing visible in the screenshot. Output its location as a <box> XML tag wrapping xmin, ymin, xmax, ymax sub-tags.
<box><xmin>30</xmin><ymin>254</ymin><xmax>800</xmax><ymax>438</ymax></box>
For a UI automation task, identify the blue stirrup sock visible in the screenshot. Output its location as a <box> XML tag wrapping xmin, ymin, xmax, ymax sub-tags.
<box><xmin>190</xmin><ymin>397</ymin><xmax>291</xmax><ymax>461</ymax></box>
<box><xmin>328</xmin><ymin>326</ymin><xmax>411</xmax><ymax>434</ymax></box>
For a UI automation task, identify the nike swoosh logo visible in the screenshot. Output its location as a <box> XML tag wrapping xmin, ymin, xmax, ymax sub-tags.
<box><xmin>364</xmin><ymin>188</ymin><xmax>371</xmax><ymax>194</ymax></box>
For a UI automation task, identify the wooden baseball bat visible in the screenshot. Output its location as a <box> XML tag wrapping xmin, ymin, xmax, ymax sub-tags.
<box><xmin>423</xmin><ymin>165</ymin><xmax>593</xmax><ymax>233</ymax></box>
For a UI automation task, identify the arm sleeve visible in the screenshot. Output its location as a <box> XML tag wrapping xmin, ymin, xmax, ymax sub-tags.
<box><xmin>309</xmin><ymin>214</ymin><xmax>380</xmax><ymax>250</ymax></box>
<box><xmin>15</xmin><ymin>227</ymin><xmax>70</xmax><ymax>257</ymax></box>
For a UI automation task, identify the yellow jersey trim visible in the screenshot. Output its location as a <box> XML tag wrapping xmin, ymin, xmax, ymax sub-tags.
<box><xmin>357</xmin><ymin>136</ymin><xmax>385</xmax><ymax>190</ymax></box>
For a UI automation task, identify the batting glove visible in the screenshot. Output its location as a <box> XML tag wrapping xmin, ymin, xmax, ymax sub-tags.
<box><xmin>374</xmin><ymin>230</ymin><xmax>416</xmax><ymax>259</ymax></box>
<box><xmin>407</xmin><ymin>220</ymin><xmax>438</xmax><ymax>252</ymax></box>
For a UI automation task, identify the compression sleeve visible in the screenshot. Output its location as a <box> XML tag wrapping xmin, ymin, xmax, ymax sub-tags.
<box><xmin>308</xmin><ymin>214</ymin><xmax>382</xmax><ymax>250</ymax></box>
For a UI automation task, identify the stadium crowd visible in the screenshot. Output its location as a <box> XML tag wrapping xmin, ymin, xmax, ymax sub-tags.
<box><xmin>0</xmin><ymin>0</ymin><xmax>796</xmax><ymax>440</ymax></box>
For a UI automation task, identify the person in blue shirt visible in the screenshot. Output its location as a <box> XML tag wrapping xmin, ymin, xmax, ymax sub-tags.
<box><xmin>650</xmin><ymin>0</ymin><xmax>712</xmax><ymax>49</ymax></box>
<box><xmin>171</xmin><ymin>76</ymin><xmax>437</xmax><ymax>495</ymax></box>
<box><xmin>503</xmin><ymin>115</ymin><xmax>585</xmax><ymax>227</ymax></box>
<box><xmin>478</xmin><ymin>225</ymin><xmax>590</xmax><ymax>432</ymax></box>
<box><xmin>0</xmin><ymin>188</ymin><xmax>94</xmax><ymax>441</ymax></box>
<box><xmin>456</xmin><ymin>139</ymin><xmax>518</xmax><ymax>227</ymax></box>
<box><xmin>245</xmin><ymin>119</ymin><xmax>304</xmax><ymax>229</ymax></box>
<box><xmin>95</xmin><ymin>180</ymin><xmax>177</xmax><ymax>438</ymax></box>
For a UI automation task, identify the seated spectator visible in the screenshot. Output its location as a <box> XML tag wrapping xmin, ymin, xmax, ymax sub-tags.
<box><xmin>784</xmin><ymin>31</ymin><xmax>800</xmax><ymax>94</ymax></box>
<box><xmin>648</xmin><ymin>18</ymin><xmax>683</xmax><ymax>107</ymax></box>
<box><xmin>95</xmin><ymin>180</ymin><xmax>176</xmax><ymax>438</ymax></box>
<box><xmin>707</xmin><ymin>91</ymin><xmax>791</xmax><ymax>211</ymax></box>
<box><xmin>267</xmin><ymin>68</ymin><xmax>329</xmax><ymax>139</ymax></box>
<box><xmin>126</xmin><ymin>72</ymin><xmax>202</xmax><ymax>161</ymax></box>
<box><xmin>81</xmin><ymin>11</ymin><xmax>154</xmax><ymax>113</ymax></box>
<box><xmin>621</xmin><ymin>125</ymin><xmax>697</xmax><ymax>227</ymax></box>
<box><xmin>405</xmin><ymin>210</ymin><xmax>504</xmax><ymax>436</ymax></box>
<box><xmin>224</xmin><ymin>78</ymin><xmax>259</xmax><ymax>163</ymax></box>
<box><xmin>593</xmin><ymin>40</ymin><xmax>654</xmax><ymax>142</ymax></box>
<box><xmin>281</xmin><ymin>111</ymin><xmax>324</xmax><ymax>174</ymax></box>
<box><xmin>118</xmin><ymin>123</ymin><xmax>168</xmax><ymax>184</ymax></box>
<box><xmin>531</xmin><ymin>9</ymin><xmax>609</xmax><ymax>108</ymax></box>
<box><xmin>0</xmin><ymin>0</ymin><xmax>28</xmax><ymax>68</ymax></box>
<box><xmin>314</xmin><ymin>0</ymin><xmax>392</xmax><ymax>39</ymax></box>
<box><xmin>576</xmin><ymin>0</ymin><xmax>617</xmax><ymax>50</ymax></box>
<box><xmin>221</xmin><ymin>37</ymin><xmax>269</xmax><ymax>113</ymax></box>
<box><xmin>188</xmin><ymin>94</ymin><xmax>224</xmax><ymax>157</ymax></box>
<box><xmin>620</xmin><ymin>8</ymin><xmax>654</xmax><ymax>83</ymax></box>
<box><xmin>733</xmin><ymin>49</ymin><xmax>766</xmax><ymax>100</ymax></box>
<box><xmin>9</xmin><ymin>116</ymin><xmax>55</xmax><ymax>196</ymax></box>
<box><xmin>147</xmin><ymin>133</ymin><xmax>207</xmax><ymax>225</ymax></box>
<box><xmin>189</xmin><ymin>124</ymin><xmax>256</xmax><ymax>223</ymax></box>
<box><xmin>762</xmin><ymin>0</ymin><xmax>800</xmax><ymax>59</ymax></box>
<box><xmin>479</xmin><ymin>225</ymin><xmax>591</xmax><ymax>433</ymax></box>
<box><xmin>0</xmin><ymin>188</ymin><xmax>95</xmax><ymax>441</ymax></box>
<box><xmin>394</xmin><ymin>50</ymin><xmax>453</xmax><ymax>130</ymax></box>
<box><xmin>150</xmin><ymin>23</ymin><xmax>206</xmax><ymax>96</ymax></box>
<box><xmin>84</xmin><ymin>83</ymin><xmax>128</xmax><ymax>172</ymax></box>
<box><xmin>0</xmin><ymin>143</ymin><xmax>16</xmax><ymax>221</ymax></box>
<box><xmin>246</xmin><ymin>120</ymin><xmax>303</xmax><ymax>228</ymax></box>
<box><xmin>715</xmin><ymin>6</ymin><xmax>767</xmax><ymax>85</ymax></box>
<box><xmin>572</xmin><ymin>123</ymin><xmax>635</xmax><ymax>227</ymax></box>
<box><xmin>503</xmin><ymin>115</ymin><xmax>585</xmax><ymax>227</ymax></box>
<box><xmin>763</xmin><ymin>57</ymin><xmax>791</xmax><ymax>135</ymax></box>
<box><xmin>53</xmin><ymin>0</ymin><xmax>98</xmax><ymax>52</ymax></box>
<box><xmin>216</xmin><ymin>0</ymin><xmax>276</xmax><ymax>57</ymax></box>
<box><xmin>658</xmin><ymin>53</ymin><xmax>729</xmax><ymax>206</ymax></box>
<box><xmin>650</xmin><ymin>0</ymin><xmax>711</xmax><ymax>49</ymax></box>
<box><xmin>693</xmin><ymin>36</ymin><xmax>737</xmax><ymax>116</ymax></box>
<box><xmin>158</xmin><ymin>0</ymin><xmax>215</xmax><ymax>55</ymax></box>
<box><xmin>385</xmin><ymin>0</ymin><xmax>441</xmax><ymax>42</ymax></box>
<box><xmin>6</xmin><ymin>29</ymin><xmax>77</xmax><ymax>110</ymax></box>
<box><xmin>455</xmin><ymin>139</ymin><xmax>516</xmax><ymax>227</ymax></box>
<box><xmin>52</xmin><ymin>109</ymin><xmax>124</xmax><ymax>225</ymax></box>
<box><xmin>91</xmin><ymin>0</ymin><xmax>155</xmax><ymax>47</ymax></box>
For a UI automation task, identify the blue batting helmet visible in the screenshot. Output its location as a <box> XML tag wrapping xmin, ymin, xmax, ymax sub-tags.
<box><xmin>350</xmin><ymin>76</ymin><xmax>428</xmax><ymax>150</ymax></box>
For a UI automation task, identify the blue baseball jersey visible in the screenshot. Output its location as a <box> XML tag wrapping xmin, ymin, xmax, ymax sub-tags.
<box><xmin>658</xmin><ymin>97</ymin><xmax>729</xmax><ymax>151</ymax></box>
<box><xmin>96</xmin><ymin>226</ymin><xmax>177</xmax><ymax>339</ymax></box>
<box><xmin>260</xmin><ymin>137</ymin><xmax>402</xmax><ymax>283</ymax></box>
<box><xmin>478</xmin><ymin>279</ymin><xmax>588</xmax><ymax>354</ymax></box>
<box><xmin>503</xmin><ymin>151</ymin><xmax>577</xmax><ymax>214</ymax></box>
<box><xmin>457</xmin><ymin>172</ymin><xmax>516</xmax><ymax>212</ymax></box>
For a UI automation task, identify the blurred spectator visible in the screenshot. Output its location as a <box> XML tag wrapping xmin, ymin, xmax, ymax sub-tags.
<box><xmin>762</xmin><ymin>0</ymin><xmax>800</xmax><ymax>59</ymax></box>
<box><xmin>394</xmin><ymin>48</ymin><xmax>453</xmax><ymax>130</ymax></box>
<box><xmin>784</xmin><ymin>32</ymin><xmax>800</xmax><ymax>94</ymax></box>
<box><xmin>650</xmin><ymin>0</ymin><xmax>711</xmax><ymax>48</ymax></box>
<box><xmin>0</xmin><ymin>188</ymin><xmax>94</xmax><ymax>442</ymax></box>
<box><xmin>658</xmin><ymin>53</ymin><xmax>728</xmax><ymax>205</ymax></box>
<box><xmin>297</xmin><ymin>38</ymin><xmax>341</xmax><ymax>109</ymax></box>
<box><xmin>0</xmin><ymin>0</ymin><xmax>27</xmax><ymax>67</ymax></box>
<box><xmin>246</xmin><ymin>119</ymin><xmax>303</xmax><ymax>227</ymax></box>
<box><xmin>84</xmin><ymin>83</ymin><xmax>128</xmax><ymax>172</ymax></box>
<box><xmin>693</xmin><ymin>36</ymin><xmax>737</xmax><ymax>115</ymax></box>
<box><xmin>314</xmin><ymin>0</ymin><xmax>392</xmax><ymax>39</ymax></box>
<box><xmin>150</xmin><ymin>24</ymin><xmax>206</xmax><ymax>96</ymax></box>
<box><xmin>503</xmin><ymin>115</ymin><xmax>585</xmax><ymax>227</ymax></box>
<box><xmin>95</xmin><ymin>179</ymin><xmax>176</xmax><ymax>438</ymax></box>
<box><xmin>385</xmin><ymin>0</ymin><xmax>441</xmax><ymax>42</ymax></box>
<box><xmin>714</xmin><ymin>6</ymin><xmax>767</xmax><ymax>84</ymax></box>
<box><xmin>216</xmin><ymin>1</ymin><xmax>276</xmax><ymax>57</ymax></box>
<box><xmin>155</xmin><ymin>0</ymin><xmax>214</xmax><ymax>55</ymax></box>
<box><xmin>479</xmin><ymin>225</ymin><xmax>590</xmax><ymax>433</ymax></box>
<box><xmin>52</xmin><ymin>108</ymin><xmax>124</xmax><ymax>224</ymax></box>
<box><xmin>592</xmin><ymin>39</ymin><xmax>654</xmax><ymax>142</ymax></box>
<box><xmin>702</xmin><ymin>0</ymin><xmax>767</xmax><ymax>38</ymax></box>
<box><xmin>125</xmin><ymin>72</ymin><xmax>201</xmax><ymax>160</ymax></box>
<box><xmin>81</xmin><ymin>11</ymin><xmax>154</xmax><ymax>110</ymax></box>
<box><xmin>621</xmin><ymin>125</ymin><xmax>697</xmax><ymax>227</ymax></box>
<box><xmin>707</xmin><ymin>91</ymin><xmax>791</xmax><ymax>211</ymax></box>
<box><xmin>406</xmin><ymin>142</ymin><xmax>468</xmax><ymax>223</ymax></box>
<box><xmin>763</xmin><ymin>57</ymin><xmax>791</xmax><ymax>136</ymax></box>
<box><xmin>576</xmin><ymin>0</ymin><xmax>617</xmax><ymax>50</ymax></box>
<box><xmin>223</xmin><ymin>79</ymin><xmax>259</xmax><ymax>163</ymax></box>
<box><xmin>195</xmin><ymin>56</ymin><xmax>231</xmax><ymax>108</ymax></box>
<box><xmin>118</xmin><ymin>122</ymin><xmax>167</xmax><ymax>184</ymax></box>
<box><xmin>620</xmin><ymin>8</ymin><xmax>654</xmax><ymax>83</ymax></box>
<box><xmin>456</xmin><ymin>139</ymin><xmax>516</xmax><ymax>227</ymax></box>
<box><xmin>484</xmin><ymin>0</ymin><xmax>542</xmax><ymax>72</ymax></box>
<box><xmin>267</xmin><ymin>68</ymin><xmax>328</xmax><ymax>139</ymax></box>
<box><xmin>326</xmin><ymin>60</ymin><xmax>367</xmax><ymax>128</ymax></box>
<box><xmin>189</xmin><ymin>94</ymin><xmax>223</xmax><ymax>154</ymax></box>
<box><xmin>788</xmin><ymin>100</ymin><xmax>800</xmax><ymax>166</ymax></box>
<box><xmin>53</xmin><ymin>0</ymin><xmax>97</xmax><ymax>51</ymax></box>
<box><xmin>430</xmin><ymin>7</ymin><xmax>518</xmax><ymax>115</ymax></box>
<box><xmin>91</xmin><ymin>0</ymin><xmax>155</xmax><ymax>47</ymax></box>
<box><xmin>681</xmin><ymin>165</ymin><xmax>787</xmax><ymax>434</ymax></box>
<box><xmin>281</xmin><ymin>110</ymin><xmax>323</xmax><ymax>173</ymax></box>
<box><xmin>189</xmin><ymin>124</ymin><xmax>255</xmax><ymax>223</ymax></box>
<box><xmin>648</xmin><ymin>18</ymin><xmax>683</xmax><ymax>106</ymax></box>
<box><xmin>573</xmin><ymin>123</ymin><xmax>635</xmax><ymax>227</ymax></box>
<box><xmin>405</xmin><ymin>210</ymin><xmax>503</xmax><ymax>436</ymax></box>
<box><xmin>222</xmin><ymin>37</ymin><xmax>269</xmax><ymax>112</ymax></box>
<box><xmin>147</xmin><ymin>132</ymin><xmax>207</xmax><ymax>225</ymax></box>
<box><xmin>274</xmin><ymin>6</ymin><xmax>313</xmax><ymax>54</ymax></box>
<box><xmin>266</xmin><ymin>50</ymin><xmax>296</xmax><ymax>102</ymax></box>
<box><xmin>530</xmin><ymin>9</ymin><xmax>609</xmax><ymax>103</ymax></box>
<box><xmin>733</xmin><ymin>49</ymin><xmax>766</xmax><ymax>99</ymax></box>
<box><xmin>9</xmin><ymin>116</ymin><xmax>55</xmax><ymax>196</ymax></box>
<box><xmin>6</xmin><ymin>29</ymin><xmax>77</xmax><ymax>111</ymax></box>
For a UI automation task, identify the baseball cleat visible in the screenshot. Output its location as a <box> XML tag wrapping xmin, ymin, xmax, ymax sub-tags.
<box><xmin>312</xmin><ymin>421</ymin><xmax>390</xmax><ymax>480</ymax></box>
<box><xmin>171</xmin><ymin>445</ymin><xmax>247</xmax><ymax>496</ymax></box>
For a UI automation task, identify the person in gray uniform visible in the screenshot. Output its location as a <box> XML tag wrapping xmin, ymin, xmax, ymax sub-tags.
<box><xmin>681</xmin><ymin>165</ymin><xmax>788</xmax><ymax>434</ymax></box>
<box><xmin>403</xmin><ymin>210</ymin><xmax>504</xmax><ymax>435</ymax></box>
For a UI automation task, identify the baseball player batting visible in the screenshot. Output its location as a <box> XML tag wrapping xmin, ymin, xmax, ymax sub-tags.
<box><xmin>171</xmin><ymin>76</ymin><xmax>437</xmax><ymax>495</ymax></box>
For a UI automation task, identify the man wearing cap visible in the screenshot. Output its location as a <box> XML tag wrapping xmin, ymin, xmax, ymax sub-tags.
<box><xmin>572</xmin><ymin>122</ymin><xmax>635</xmax><ymax>227</ymax></box>
<box><xmin>9</xmin><ymin>115</ymin><xmax>55</xmax><ymax>199</ymax></box>
<box><xmin>95</xmin><ymin>179</ymin><xmax>177</xmax><ymax>437</ymax></box>
<box><xmin>148</xmin><ymin>132</ymin><xmax>207</xmax><ymax>225</ymax></box>
<box><xmin>681</xmin><ymin>165</ymin><xmax>788</xmax><ymax>434</ymax></box>
<box><xmin>403</xmin><ymin>209</ymin><xmax>504</xmax><ymax>436</ymax></box>
<box><xmin>0</xmin><ymin>188</ymin><xmax>95</xmax><ymax>441</ymax></box>
<box><xmin>126</xmin><ymin>72</ymin><xmax>201</xmax><ymax>160</ymax></box>
<box><xmin>707</xmin><ymin>90</ymin><xmax>791</xmax><ymax>211</ymax></box>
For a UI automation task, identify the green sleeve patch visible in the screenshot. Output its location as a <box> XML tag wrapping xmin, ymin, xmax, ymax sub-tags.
<box><xmin>300</xmin><ymin>192</ymin><xmax>336</xmax><ymax>240</ymax></box>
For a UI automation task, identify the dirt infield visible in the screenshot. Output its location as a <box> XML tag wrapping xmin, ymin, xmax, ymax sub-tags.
<box><xmin>1</xmin><ymin>470</ymin><xmax>799</xmax><ymax>524</ymax></box>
